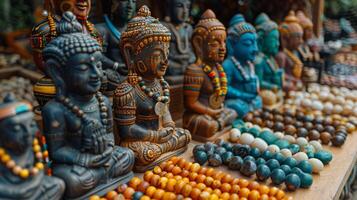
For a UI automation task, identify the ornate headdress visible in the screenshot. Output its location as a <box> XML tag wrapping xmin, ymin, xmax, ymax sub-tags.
<box><xmin>279</xmin><ymin>11</ymin><xmax>303</xmax><ymax>36</ymax></box>
<box><xmin>255</xmin><ymin>13</ymin><xmax>278</xmax><ymax>35</ymax></box>
<box><xmin>43</xmin><ymin>11</ymin><xmax>102</xmax><ymax>66</ymax></box>
<box><xmin>192</xmin><ymin>9</ymin><xmax>225</xmax><ymax>39</ymax></box>
<box><xmin>0</xmin><ymin>94</ymin><xmax>32</xmax><ymax>121</ymax></box>
<box><xmin>296</xmin><ymin>11</ymin><xmax>313</xmax><ymax>29</ymax></box>
<box><xmin>228</xmin><ymin>14</ymin><xmax>256</xmax><ymax>38</ymax></box>
<box><xmin>120</xmin><ymin>5</ymin><xmax>171</xmax><ymax>55</ymax></box>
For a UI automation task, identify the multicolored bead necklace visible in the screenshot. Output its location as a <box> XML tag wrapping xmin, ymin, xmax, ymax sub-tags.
<box><xmin>0</xmin><ymin>138</ymin><xmax>44</xmax><ymax>179</ymax></box>
<box><xmin>138</xmin><ymin>76</ymin><xmax>170</xmax><ymax>103</ymax></box>
<box><xmin>202</xmin><ymin>63</ymin><xmax>228</xmax><ymax>96</ymax></box>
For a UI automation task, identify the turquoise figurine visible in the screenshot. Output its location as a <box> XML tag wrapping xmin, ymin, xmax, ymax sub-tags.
<box><xmin>223</xmin><ymin>14</ymin><xmax>262</xmax><ymax>118</ymax></box>
<box><xmin>254</xmin><ymin>13</ymin><xmax>284</xmax><ymax>107</ymax></box>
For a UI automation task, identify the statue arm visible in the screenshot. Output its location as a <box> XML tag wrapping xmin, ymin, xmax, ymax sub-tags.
<box><xmin>42</xmin><ymin>102</ymin><xmax>82</xmax><ymax>165</ymax></box>
<box><xmin>255</xmin><ymin>61</ymin><xmax>277</xmax><ymax>90</ymax></box>
<box><xmin>183</xmin><ymin>66</ymin><xmax>211</xmax><ymax>114</ymax></box>
<box><xmin>113</xmin><ymin>83</ymin><xmax>154</xmax><ymax>142</ymax></box>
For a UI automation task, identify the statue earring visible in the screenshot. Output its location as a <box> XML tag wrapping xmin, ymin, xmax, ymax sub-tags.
<box><xmin>60</xmin><ymin>1</ymin><xmax>74</xmax><ymax>12</ymax></box>
<box><xmin>137</xmin><ymin>61</ymin><xmax>148</xmax><ymax>74</ymax></box>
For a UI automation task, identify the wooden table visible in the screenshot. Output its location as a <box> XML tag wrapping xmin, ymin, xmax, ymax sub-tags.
<box><xmin>135</xmin><ymin>132</ymin><xmax>357</xmax><ymax>200</ymax></box>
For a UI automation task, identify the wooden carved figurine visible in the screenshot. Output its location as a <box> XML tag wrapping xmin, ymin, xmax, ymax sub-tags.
<box><xmin>113</xmin><ymin>6</ymin><xmax>191</xmax><ymax>172</ymax></box>
<box><xmin>276</xmin><ymin>11</ymin><xmax>304</xmax><ymax>91</ymax></box>
<box><xmin>223</xmin><ymin>14</ymin><xmax>262</xmax><ymax>118</ymax></box>
<box><xmin>183</xmin><ymin>10</ymin><xmax>237</xmax><ymax>142</ymax></box>
<box><xmin>162</xmin><ymin>0</ymin><xmax>195</xmax><ymax>85</ymax></box>
<box><xmin>0</xmin><ymin>94</ymin><xmax>65</xmax><ymax>200</ymax></box>
<box><xmin>95</xmin><ymin>0</ymin><xmax>137</xmax><ymax>93</ymax></box>
<box><xmin>41</xmin><ymin>12</ymin><xmax>134</xmax><ymax>199</ymax></box>
<box><xmin>31</xmin><ymin>0</ymin><xmax>103</xmax><ymax>107</ymax></box>
<box><xmin>254</xmin><ymin>13</ymin><xmax>284</xmax><ymax>108</ymax></box>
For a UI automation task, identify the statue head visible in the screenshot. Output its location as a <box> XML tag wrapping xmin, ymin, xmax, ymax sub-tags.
<box><xmin>296</xmin><ymin>11</ymin><xmax>314</xmax><ymax>41</ymax></box>
<box><xmin>255</xmin><ymin>13</ymin><xmax>280</xmax><ymax>56</ymax></box>
<box><xmin>192</xmin><ymin>9</ymin><xmax>226</xmax><ymax>65</ymax></box>
<box><xmin>43</xmin><ymin>11</ymin><xmax>103</xmax><ymax>98</ymax></box>
<box><xmin>110</xmin><ymin>0</ymin><xmax>136</xmax><ymax>23</ymax></box>
<box><xmin>279</xmin><ymin>11</ymin><xmax>303</xmax><ymax>51</ymax></box>
<box><xmin>0</xmin><ymin>94</ymin><xmax>36</xmax><ymax>155</ymax></box>
<box><xmin>46</xmin><ymin>0</ymin><xmax>91</xmax><ymax>20</ymax></box>
<box><xmin>166</xmin><ymin>0</ymin><xmax>191</xmax><ymax>24</ymax></box>
<box><xmin>120</xmin><ymin>6</ymin><xmax>171</xmax><ymax>80</ymax></box>
<box><xmin>227</xmin><ymin>14</ymin><xmax>258</xmax><ymax>64</ymax></box>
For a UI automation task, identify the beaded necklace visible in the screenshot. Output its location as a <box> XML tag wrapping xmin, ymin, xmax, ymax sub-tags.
<box><xmin>0</xmin><ymin>138</ymin><xmax>44</xmax><ymax>179</ymax></box>
<box><xmin>202</xmin><ymin>63</ymin><xmax>228</xmax><ymax>96</ymax></box>
<box><xmin>138</xmin><ymin>77</ymin><xmax>170</xmax><ymax>104</ymax></box>
<box><xmin>231</xmin><ymin>56</ymin><xmax>255</xmax><ymax>80</ymax></box>
<box><xmin>57</xmin><ymin>92</ymin><xmax>109</xmax><ymax>127</ymax></box>
<box><xmin>168</xmin><ymin>23</ymin><xmax>190</xmax><ymax>54</ymax></box>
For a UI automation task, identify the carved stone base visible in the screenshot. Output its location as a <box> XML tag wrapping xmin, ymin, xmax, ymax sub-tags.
<box><xmin>134</xmin><ymin>146</ymin><xmax>188</xmax><ymax>172</ymax></box>
<box><xmin>67</xmin><ymin>171</ymin><xmax>134</xmax><ymax>200</ymax></box>
<box><xmin>191</xmin><ymin>126</ymin><xmax>231</xmax><ymax>143</ymax></box>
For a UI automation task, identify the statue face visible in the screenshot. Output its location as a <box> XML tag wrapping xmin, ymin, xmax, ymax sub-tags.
<box><xmin>170</xmin><ymin>0</ymin><xmax>191</xmax><ymax>23</ymax></box>
<box><xmin>203</xmin><ymin>30</ymin><xmax>227</xmax><ymax>63</ymax></box>
<box><xmin>288</xmin><ymin>32</ymin><xmax>303</xmax><ymax>50</ymax></box>
<box><xmin>232</xmin><ymin>32</ymin><xmax>258</xmax><ymax>63</ymax></box>
<box><xmin>64</xmin><ymin>51</ymin><xmax>103</xmax><ymax>95</ymax></box>
<box><xmin>135</xmin><ymin>42</ymin><xmax>169</xmax><ymax>78</ymax></box>
<box><xmin>262</xmin><ymin>29</ymin><xmax>280</xmax><ymax>56</ymax></box>
<box><xmin>0</xmin><ymin>112</ymin><xmax>36</xmax><ymax>154</ymax></box>
<box><xmin>303</xmin><ymin>27</ymin><xmax>314</xmax><ymax>41</ymax></box>
<box><xmin>112</xmin><ymin>0</ymin><xmax>136</xmax><ymax>22</ymax></box>
<box><xmin>53</xmin><ymin>0</ymin><xmax>91</xmax><ymax>19</ymax></box>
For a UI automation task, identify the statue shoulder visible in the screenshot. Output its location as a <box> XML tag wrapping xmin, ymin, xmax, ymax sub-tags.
<box><xmin>222</xmin><ymin>58</ymin><xmax>234</xmax><ymax>72</ymax></box>
<box><xmin>185</xmin><ymin>64</ymin><xmax>204</xmax><ymax>76</ymax></box>
<box><xmin>113</xmin><ymin>81</ymin><xmax>136</xmax><ymax>107</ymax></box>
<box><xmin>42</xmin><ymin>100</ymin><xmax>65</xmax><ymax>121</ymax></box>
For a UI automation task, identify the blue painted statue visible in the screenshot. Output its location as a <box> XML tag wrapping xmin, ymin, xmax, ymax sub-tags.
<box><xmin>254</xmin><ymin>13</ymin><xmax>284</xmax><ymax>107</ymax></box>
<box><xmin>223</xmin><ymin>14</ymin><xmax>262</xmax><ymax>118</ymax></box>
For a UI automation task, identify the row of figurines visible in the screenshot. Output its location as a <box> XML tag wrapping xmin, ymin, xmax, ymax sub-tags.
<box><xmin>31</xmin><ymin>0</ymin><xmax>321</xmax><ymax>116</ymax></box>
<box><xmin>0</xmin><ymin>4</ymin><xmax>320</xmax><ymax>200</ymax></box>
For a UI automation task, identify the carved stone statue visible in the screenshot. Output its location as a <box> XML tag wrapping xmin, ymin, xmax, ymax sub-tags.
<box><xmin>31</xmin><ymin>0</ymin><xmax>103</xmax><ymax>107</ymax></box>
<box><xmin>222</xmin><ymin>14</ymin><xmax>262</xmax><ymax>118</ymax></box>
<box><xmin>41</xmin><ymin>12</ymin><xmax>134</xmax><ymax>199</ymax></box>
<box><xmin>254</xmin><ymin>13</ymin><xmax>284</xmax><ymax>108</ymax></box>
<box><xmin>0</xmin><ymin>94</ymin><xmax>65</xmax><ymax>200</ymax></box>
<box><xmin>95</xmin><ymin>0</ymin><xmax>137</xmax><ymax>93</ymax></box>
<box><xmin>113</xmin><ymin>6</ymin><xmax>191</xmax><ymax>172</ymax></box>
<box><xmin>162</xmin><ymin>0</ymin><xmax>195</xmax><ymax>85</ymax></box>
<box><xmin>183</xmin><ymin>10</ymin><xmax>237</xmax><ymax>142</ymax></box>
<box><xmin>276</xmin><ymin>11</ymin><xmax>304</xmax><ymax>91</ymax></box>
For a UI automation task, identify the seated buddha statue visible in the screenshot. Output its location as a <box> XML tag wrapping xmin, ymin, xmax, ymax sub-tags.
<box><xmin>95</xmin><ymin>0</ymin><xmax>136</xmax><ymax>93</ymax></box>
<box><xmin>276</xmin><ymin>11</ymin><xmax>304</xmax><ymax>91</ymax></box>
<box><xmin>183</xmin><ymin>10</ymin><xmax>237</xmax><ymax>142</ymax></box>
<box><xmin>31</xmin><ymin>0</ymin><xmax>103</xmax><ymax>107</ymax></box>
<box><xmin>254</xmin><ymin>13</ymin><xmax>284</xmax><ymax>108</ymax></box>
<box><xmin>222</xmin><ymin>14</ymin><xmax>262</xmax><ymax>118</ymax></box>
<box><xmin>0</xmin><ymin>94</ymin><xmax>65</xmax><ymax>200</ymax></box>
<box><xmin>113</xmin><ymin>6</ymin><xmax>191</xmax><ymax>172</ymax></box>
<box><xmin>162</xmin><ymin>0</ymin><xmax>195</xmax><ymax>85</ymax></box>
<box><xmin>296</xmin><ymin>11</ymin><xmax>320</xmax><ymax>82</ymax></box>
<box><xmin>41</xmin><ymin>12</ymin><xmax>134</xmax><ymax>199</ymax></box>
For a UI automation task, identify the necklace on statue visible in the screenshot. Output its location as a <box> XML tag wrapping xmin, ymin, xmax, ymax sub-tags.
<box><xmin>284</xmin><ymin>48</ymin><xmax>303</xmax><ymax>78</ymax></box>
<box><xmin>168</xmin><ymin>23</ymin><xmax>190</xmax><ymax>54</ymax></box>
<box><xmin>138</xmin><ymin>76</ymin><xmax>170</xmax><ymax>116</ymax></box>
<box><xmin>231</xmin><ymin>56</ymin><xmax>255</xmax><ymax>80</ymax></box>
<box><xmin>0</xmin><ymin>138</ymin><xmax>44</xmax><ymax>179</ymax></box>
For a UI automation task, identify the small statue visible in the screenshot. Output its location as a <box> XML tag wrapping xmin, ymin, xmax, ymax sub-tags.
<box><xmin>42</xmin><ymin>12</ymin><xmax>134</xmax><ymax>199</ymax></box>
<box><xmin>183</xmin><ymin>10</ymin><xmax>237</xmax><ymax>141</ymax></box>
<box><xmin>162</xmin><ymin>0</ymin><xmax>195</xmax><ymax>85</ymax></box>
<box><xmin>113</xmin><ymin>6</ymin><xmax>191</xmax><ymax>172</ymax></box>
<box><xmin>296</xmin><ymin>11</ymin><xmax>320</xmax><ymax>82</ymax></box>
<box><xmin>222</xmin><ymin>14</ymin><xmax>262</xmax><ymax>118</ymax></box>
<box><xmin>254</xmin><ymin>13</ymin><xmax>284</xmax><ymax>108</ymax></box>
<box><xmin>95</xmin><ymin>0</ymin><xmax>137</xmax><ymax>92</ymax></box>
<box><xmin>31</xmin><ymin>0</ymin><xmax>103</xmax><ymax>107</ymax></box>
<box><xmin>0</xmin><ymin>94</ymin><xmax>65</xmax><ymax>200</ymax></box>
<box><xmin>276</xmin><ymin>11</ymin><xmax>304</xmax><ymax>91</ymax></box>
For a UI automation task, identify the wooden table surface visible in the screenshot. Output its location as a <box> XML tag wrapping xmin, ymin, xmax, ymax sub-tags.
<box><xmin>135</xmin><ymin>132</ymin><xmax>357</xmax><ymax>200</ymax></box>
